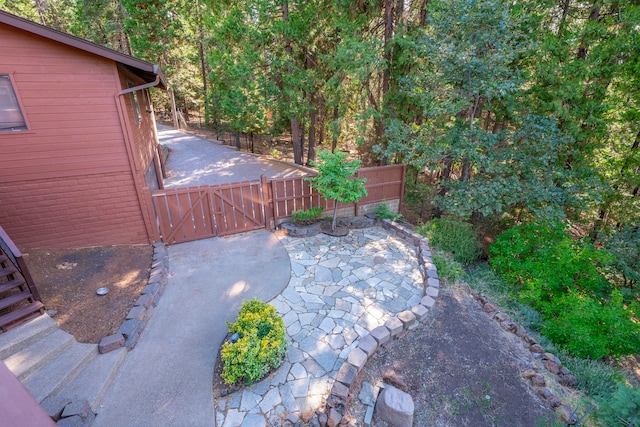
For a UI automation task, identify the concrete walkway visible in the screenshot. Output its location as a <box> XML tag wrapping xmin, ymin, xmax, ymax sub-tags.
<box><xmin>158</xmin><ymin>125</ymin><xmax>308</xmax><ymax>188</ymax></box>
<box><xmin>94</xmin><ymin>232</ymin><xmax>290</xmax><ymax>427</ymax></box>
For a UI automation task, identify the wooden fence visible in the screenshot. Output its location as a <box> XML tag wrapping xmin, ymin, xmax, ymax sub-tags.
<box><xmin>152</xmin><ymin>164</ymin><xmax>405</xmax><ymax>244</ymax></box>
<box><xmin>267</xmin><ymin>164</ymin><xmax>406</xmax><ymax>226</ymax></box>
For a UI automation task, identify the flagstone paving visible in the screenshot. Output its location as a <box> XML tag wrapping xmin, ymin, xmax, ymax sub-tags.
<box><xmin>215</xmin><ymin>226</ymin><xmax>425</xmax><ymax>426</ymax></box>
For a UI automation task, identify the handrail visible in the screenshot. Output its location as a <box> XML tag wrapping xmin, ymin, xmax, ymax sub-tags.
<box><xmin>0</xmin><ymin>226</ymin><xmax>41</xmax><ymax>302</ymax></box>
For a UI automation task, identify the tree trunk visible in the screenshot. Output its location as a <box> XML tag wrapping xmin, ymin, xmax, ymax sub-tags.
<box><xmin>332</xmin><ymin>203</ymin><xmax>338</xmax><ymax>231</ymax></box>
<box><xmin>395</xmin><ymin>0</ymin><xmax>405</xmax><ymax>28</ymax></box>
<box><xmin>34</xmin><ymin>0</ymin><xmax>47</xmax><ymax>26</ymax></box>
<box><xmin>235</xmin><ymin>132</ymin><xmax>241</xmax><ymax>150</ymax></box>
<box><xmin>419</xmin><ymin>0</ymin><xmax>429</xmax><ymax>27</ymax></box>
<box><xmin>318</xmin><ymin>98</ymin><xmax>325</xmax><ymax>147</ymax></box>
<box><xmin>116</xmin><ymin>0</ymin><xmax>133</xmax><ymax>55</ymax></box>
<box><xmin>308</xmin><ymin>92</ymin><xmax>317</xmax><ymax>165</ymax></box>
<box><xmin>282</xmin><ymin>0</ymin><xmax>303</xmax><ymax>165</ymax></box>
<box><xmin>196</xmin><ymin>0</ymin><xmax>208</xmax><ymax>122</ymax></box>
<box><xmin>576</xmin><ymin>0</ymin><xmax>602</xmax><ymax>60</ymax></box>
<box><xmin>557</xmin><ymin>0</ymin><xmax>572</xmax><ymax>36</ymax></box>
<box><xmin>382</xmin><ymin>0</ymin><xmax>394</xmax><ymax>97</ymax></box>
<box><xmin>331</xmin><ymin>105</ymin><xmax>339</xmax><ymax>153</ymax></box>
<box><xmin>291</xmin><ymin>119</ymin><xmax>303</xmax><ymax>165</ymax></box>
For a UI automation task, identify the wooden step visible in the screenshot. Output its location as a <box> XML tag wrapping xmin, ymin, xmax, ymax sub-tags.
<box><xmin>0</xmin><ymin>302</ymin><xmax>45</xmax><ymax>334</ymax></box>
<box><xmin>0</xmin><ymin>290</ymin><xmax>32</xmax><ymax>311</ymax></box>
<box><xmin>0</xmin><ymin>277</ymin><xmax>26</xmax><ymax>294</ymax></box>
<box><xmin>0</xmin><ymin>254</ymin><xmax>9</xmax><ymax>264</ymax></box>
<box><xmin>0</xmin><ymin>265</ymin><xmax>18</xmax><ymax>279</ymax></box>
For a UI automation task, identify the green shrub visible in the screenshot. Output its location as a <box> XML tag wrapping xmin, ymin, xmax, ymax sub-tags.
<box><xmin>562</xmin><ymin>355</ymin><xmax>623</xmax><ymax>398</ymax></box>
<box><xmin>432</xmin><ymin>254</ymin><xmax>466</xmax><ymax>283</ymax></box>
<box><xmin>416</xmin><ymin>217</ymin><xmax>481</xmax><ymax>264</ymax></box>
<box><xmin>490</xmin><ymin>221</ymin><xmax>640</xmax><ymax>359</ymax></box>
<box><xmin>515</xmin><ymin>303</ymin><xmax>544</xmax><ymax>332</ymax></box>
<box><xmin>374</xmin><ymin>202</ymin><xmax>402</xmax><ymax>221</ymax></box>
<box><xmin>596</xmin><ymin>384</ymin><xmax>640</xmax><ymax>427</ymax></box>
<box><xmin>540</xmin><ymin>290</ymin><xmax>639</xmax><ymax>359</ymax></box>
<box><xmin>290</xmin><ymin>206</ymin><xmax>324</xmax><ymax>225</ymax></box>
<box><xmin>221</xmin><ymin>299</ymin><xmax>286</xmax><ymax>385</ymax></box>
<box><xmin>466</xmin><ymin>264</ymin><xmax>543</xmax><ymax>332</ymax></box>
<box><xmin>604</xmin><ymin>225</ymin><xmax>640</xmax><ymax>290</ymax></box>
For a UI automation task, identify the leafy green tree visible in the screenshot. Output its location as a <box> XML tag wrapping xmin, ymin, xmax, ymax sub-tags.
<box><xmin>205</xmin><ymin>0</ymin><xmax>276</xmax><ymax>147</ymax></box>
<box><xmin>529</xmin><ymin>0</ymin><xmax>640</xmax><ymax>232</ymax></box>
<box><xmin>120</xmin><ymin>0</ymin><xmax>202</xmax><ymax>118</ymax></box>
<box><xmin>71</xmin><ymin>0</ymin><xmax>131</xmax><ymax>54</ymax></box>
<box><xmin>490</xmin><ymin>221</ymin><xmax>640</xmax><ymax>359</ymax></box>
<box><xmin>382</xmin><ymin>0</ymin><xmax>569</xmax><ymax>221</ymax></box>
<box><xmin>307</xmin><ymin>150</ymin><xmax>367</xmax><ymax>230</ymax></box>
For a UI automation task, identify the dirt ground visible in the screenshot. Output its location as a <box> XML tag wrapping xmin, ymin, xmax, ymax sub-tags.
<box><xmin>24</xmin><ymin>245</ymin><xmax>152</xmax><ymax>344</ymax></box>
<box><xmin>346</xmin><ymin>283</ymin><xmax>561</xmax><ymax>427</ymax></box>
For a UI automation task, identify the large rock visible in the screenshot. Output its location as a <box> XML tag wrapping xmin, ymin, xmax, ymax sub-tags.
<box><xmin>375</xmin><ymin>385</ymin><xmax>414</xmax><ymax>427</ymax></box>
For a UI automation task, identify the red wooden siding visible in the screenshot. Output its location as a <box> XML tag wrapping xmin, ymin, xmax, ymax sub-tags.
<box><xmin>0</xmin><ymin>24</ymin><xmax>154</xmax><ymax>248</ymax></box>
<box><xmin>0</xmin><ymin>26</ymin><xmax>127</xmax><ymax>183</ymax></box>
<box><xmin>118</xmin><ymin>68</ymin><xmax>157</xmax><ymax>175</ymax></box>
<box><xmin>0</xmin><ymin>172</ymin><xmax>149</xmax><ymax>248</ymax></box>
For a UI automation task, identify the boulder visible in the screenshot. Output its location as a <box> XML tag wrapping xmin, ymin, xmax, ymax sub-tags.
<box><xmin>375</xmin><ymin>385</ymin><xmax>414</xmax><ymax>427</ymax></box>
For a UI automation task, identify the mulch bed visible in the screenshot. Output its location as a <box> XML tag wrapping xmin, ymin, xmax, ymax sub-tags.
<box><xmin>24</xmin><ymin>245</ymin><xmax>152</xmax><ymax>343</ymax></box>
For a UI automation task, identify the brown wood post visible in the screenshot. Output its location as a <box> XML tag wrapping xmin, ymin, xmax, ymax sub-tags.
<box><xmin>143</xmin><ymin>186</ymin><xmax>161</xmax><ymax>242</ymax></box>
<box><xmin>399</xmin><ymin>164</ymin><xmax>406</xmax><ymax>213</ymax></box>
<box><xmin>169</xmin><ymin>88</ymin><xmax>179</xmax><ymax>129</ymax></box>
<box><xmin>355</xmin><ymin>168</ymin><xmax>361</xmax><ymax>216</ymax></box>
<box><xmin>261</xmin><ymin>175</ymin><xmax>275</xmax><ymax>229</ymax></box>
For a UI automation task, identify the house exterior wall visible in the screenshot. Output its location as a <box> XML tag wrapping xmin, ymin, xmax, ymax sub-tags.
<box><xmin>0</xmin><ymin>24</ymin><xmax>152</xmax><ymax>248</ymax></box>
<box><xmin>117</xmin><ymin>66</ymin><xmax>159</xmax><ymax>175</ymax></box>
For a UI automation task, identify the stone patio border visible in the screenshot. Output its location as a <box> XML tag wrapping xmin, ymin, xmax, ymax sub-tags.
<box><xmin>320</xmin><ymin>218</ymin><xmax>441</xmax><ymax>424</ymax></box>
<box><xmin>98</xmin><ymin>242</ymin><xmax>169</xmax><ymax>353</ymax></box>
<box><xmin>467</xmin><ymin>287</ymin><xmax>580</xmax><ymax>424</ymax></box>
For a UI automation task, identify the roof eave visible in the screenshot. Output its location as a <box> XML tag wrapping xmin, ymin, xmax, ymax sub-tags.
<box><xmin>0</xmin><ymin>10</ymin><xmax>166</xmax><ymax>89</ymax></box>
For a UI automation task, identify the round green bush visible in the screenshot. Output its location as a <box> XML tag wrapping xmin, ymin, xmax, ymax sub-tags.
<box><xmin>416</xmin><ymin>217</ymin><xmax>481</xmax><ymax>264</ymax></box>
<box><xmin>221</xmin><ymin>299</ymin><xmax>287</xmax><ymax>385</ymax></box>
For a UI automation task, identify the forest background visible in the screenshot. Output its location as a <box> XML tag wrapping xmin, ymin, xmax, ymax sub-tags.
<box><xmin>2</xmin><ymin>0</ymin><xmax>639</xmax><ymax>423</ymax></box>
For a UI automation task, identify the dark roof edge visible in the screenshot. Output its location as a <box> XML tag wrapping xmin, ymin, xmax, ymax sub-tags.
<box><xmin>0</xmin><ymin>10</ymin><xmax>166</xmax><ymax>88</ymax></box>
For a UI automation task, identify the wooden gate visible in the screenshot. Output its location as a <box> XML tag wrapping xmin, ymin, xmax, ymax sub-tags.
<box><xmin>152</xmin><ymin>180</ymin><xmax>266</xmax><ymax>244</ymax></box>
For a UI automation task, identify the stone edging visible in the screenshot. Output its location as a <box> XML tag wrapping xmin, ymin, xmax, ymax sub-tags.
<box><xmin>466</xmin><ymin>288</ymin><xmax>580</xmax><ymax>425</ymax></box>
<box><xmin>98</xmin><ymin>242</ymin><xmax>169</xmax><ymax>354</ymax></box>
<box><xmin>318</xmin><ymin>219</ymin><xmax>440</xmax><ymax>424</ymax></box>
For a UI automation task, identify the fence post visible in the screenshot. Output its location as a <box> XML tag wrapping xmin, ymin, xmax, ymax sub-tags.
<box><xmin>355</xmin><ymin>168</ymin><xmax>362</xmax><ymax>216</ymax></box>
<box><xmin>261</xmin><ymin>175</ymin><xmax>275</xmax><ymax>229</ymax></box>
<box><xmin>399</xmin><ymin>164</ymin><xmax>406</xmax><ymax>213</ymax></box>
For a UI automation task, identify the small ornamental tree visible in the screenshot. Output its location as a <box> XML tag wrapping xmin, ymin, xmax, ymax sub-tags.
<box><xmin>306</xmin><ymin>150</ymin><xmax>368</xmax><ymax>231</ymax></box>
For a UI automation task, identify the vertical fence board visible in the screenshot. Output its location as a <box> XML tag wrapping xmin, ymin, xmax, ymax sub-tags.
<box><xmin>152</xmin><ymin>165</ymin><xmax>405</xmax><ymax>244</ymax></box>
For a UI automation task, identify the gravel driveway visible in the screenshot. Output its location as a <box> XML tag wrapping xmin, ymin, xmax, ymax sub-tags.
<box><xmin>158</xmin><ymin>125</ymin><xmax>310</xmax><ymax>188</ymax></box>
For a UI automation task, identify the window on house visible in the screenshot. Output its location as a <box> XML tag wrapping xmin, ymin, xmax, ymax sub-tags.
<box><xmin>0</xmin><ymin>74</ymin><xmax>27</xmax><ymax>131</ymax></box>
<box><xmin>128</xmin><ymin>82</ymin><xmax>142</xmax><ymax>123</ymax></box>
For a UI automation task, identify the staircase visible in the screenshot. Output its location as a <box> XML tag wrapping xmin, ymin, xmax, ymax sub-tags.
<box><xmin>0</xmin><ymin>226</ymin><xmax>46</xmax><ymax>331</ymax></box>
<box><xmin>0</xmin><ymin>314</ymin><xmax>126</xmax><ymax>414</ymax></box>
